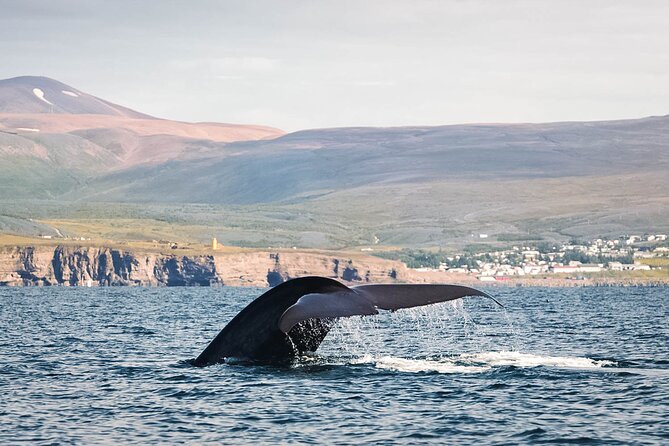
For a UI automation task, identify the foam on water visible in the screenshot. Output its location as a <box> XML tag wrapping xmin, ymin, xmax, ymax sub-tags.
<box><xmin>354</xmin><ymin>354</ymin><xmax>490</xmax><ymax>373</ymax></box>
<box><xmin>349</xmin><ymin>351</ymin><xmax>614</xmax><ymax>374</ymax></box>
<box><xmin>459</xmin><ymin>351</ymin><xmax>615</xmax><ymax>369</ymax></box>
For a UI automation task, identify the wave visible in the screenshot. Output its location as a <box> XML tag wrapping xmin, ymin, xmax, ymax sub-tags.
<box><xmin>355</xmin><ymin>355</ymin><xmax>490</xmax><ymax>374</ymax></box>
<box><xmin>459</xmin><ymin>351</ymin><xmax>616</xmax><ymax>369</ymax></box>
<box><xmin>352</xmin><ymin>351</ymin><xmax>615</xmax><ymax>374</ymax></box>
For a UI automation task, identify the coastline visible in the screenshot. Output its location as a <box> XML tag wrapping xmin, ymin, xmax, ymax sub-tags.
<box><xmin>404</xmin><ymin>269</ymin><xmax>669</xmax><ymax>287</ymax></box>
<box><xmin>1</xmin><ymin>244</ymin><xmax>666</xmax><ymax>287</ymax></box>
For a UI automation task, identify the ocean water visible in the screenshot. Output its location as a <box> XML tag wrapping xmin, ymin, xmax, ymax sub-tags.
<box><xmin>1</xmin><ymin>286</ymin><xmax>668</xmax><ymax>445</ymax></box>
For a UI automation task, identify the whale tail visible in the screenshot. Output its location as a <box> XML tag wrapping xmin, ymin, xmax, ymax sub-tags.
<box><xmin>193</xmin><ymin>276</ymin><xmax>498</xmax><ymax>366</ymax></box>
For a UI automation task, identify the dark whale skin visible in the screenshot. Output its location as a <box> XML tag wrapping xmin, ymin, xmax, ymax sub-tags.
<box><xmin>192</xmin><ymin>276</ymin><xmax>496</xmax><ymax>366</ymax></box>
<box><xmin>192</xmin><ymin>277</ymin><xmax>345</xmax><ymax>366</ymax></box>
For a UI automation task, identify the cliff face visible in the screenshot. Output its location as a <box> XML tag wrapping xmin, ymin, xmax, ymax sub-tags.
<box><xmin>213</xmin><ymin>251</ymin><xmax>406</xmax><ymax>287</ymax></box>
<box><xmin>0</xmin><ymin>246</ymin><xmax>218</xmax><ymax>286</ymax></box>
<box><xmin>0</xmin><ymin>246</ymin><xmax>406</xmax><ymax>287</ymax></box>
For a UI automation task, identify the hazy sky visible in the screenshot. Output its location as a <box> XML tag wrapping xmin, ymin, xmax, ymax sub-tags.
<box><xmin>1</xmin><ymin>0</ymin><xmax>668</xmax><ymax>131</ymax></box>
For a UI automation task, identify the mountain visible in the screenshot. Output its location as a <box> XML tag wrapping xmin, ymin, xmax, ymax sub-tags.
<box><xmin>0</xmin><ymin>76</ymin><xmax>283</xmax><ymax>143</ymax></box>
<box><xmin>0</xmin><ymin>76</ymin><xmax>151</xmax><ymax>117</ymax></box>
<box><xmin>0</xmin><ymin>76</ymin><xmax>284</xmax><ymax>199</ymax></box>
<box><xmin>0</xmin><ymin>76</ymin><xmax>667</xmax><ymax>248</ymax></box>
<box><xmin>60</xmin><ymin>116</ymin><xmax>666</xmax><ymax>247</ymax></box>
<box><xmin>81</xmin><ymin>116</ymin><xmax>669</xmax><ymax>204</ymax></box>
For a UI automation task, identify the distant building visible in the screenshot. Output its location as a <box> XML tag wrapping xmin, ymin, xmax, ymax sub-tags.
<box><xmin>522</xmin><ymin>250</ymin><xmax>540</xmax><ymax>260</ymax></box>
<box><xmin>578</xmin><ymin>264</ymin><xmax>603</xmax><ymax>273</ymax></box>
<box><xmin>448</xmin><ymin>267</ymin><xmax>469</xmax><ymax>273</ymax></box>
<box><xmin>552</xmin><ymin>265</ymin><xmax>579</xmax><ymax>273</ymax></box>
<box><xmin>608</xmin><ymin>262</ymin><xmax>624</xmax><ymax>271</ymax></box>
<box><xmin>626</xmin><ymin>236</ymin><xmax>641</xmax><ymax>245</ymax></box>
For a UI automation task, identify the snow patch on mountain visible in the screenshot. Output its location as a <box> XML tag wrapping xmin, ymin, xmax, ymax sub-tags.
<box><xmin>33</xmin><ymin>88</ymin><xmax>53</xmax><ymax>105</ymax></box>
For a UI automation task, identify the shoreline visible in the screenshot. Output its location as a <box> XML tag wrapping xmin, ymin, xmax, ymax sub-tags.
<box><xmin>0</xmin><ymin>243</ymin><xmax>666</xmax><ymax>288</ymax></box>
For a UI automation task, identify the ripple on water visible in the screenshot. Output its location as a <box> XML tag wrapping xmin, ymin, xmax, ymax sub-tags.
<box><xmin>1</xmin><ymin>286</ymin><xmax>668</xmax><ymax>445</ymax></box>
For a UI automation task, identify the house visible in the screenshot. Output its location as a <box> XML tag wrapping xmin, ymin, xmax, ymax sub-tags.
<box><xmin>552</xmin><ymin>265</ymin><xmax>579</xmax><ymax>273</ymax></box>
<box><xmin>522</xmin><ymin>250</ymin><xmax>540</xmax><ymax>260</ymax></box>
<box><xmin>618</xmin><ymin>263</ymin><xmax>651</xmax><ymax>271</ymax></box>
<box><xmin>578</xmin><ymin>264</ymin><xmax>603</xmax><ymax>273</ymax></box>
<box><xmin>626</xmin><ymin>236</ymin><xmax>641</xmax><ymax>245</ymax></box>
<box><xmin>608</xmin><ymin>262</ymin><xmax>623</xmax><ymax>271</ymax></box>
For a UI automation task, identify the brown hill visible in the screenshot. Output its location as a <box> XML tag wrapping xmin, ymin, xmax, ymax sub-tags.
<box><xmin>0</xmin><ymin>113</ymin><xmax>283</xmax><ymax>143</ymax></box>
<box><xmin>0</xmin><ymin>76</ymin><xmax>284</xmax><ymax>175</ymax></box>
<box><xmin>0</xmin><ymin>76</ymin><xmax>152</xmax><ymax>118</ymax></box>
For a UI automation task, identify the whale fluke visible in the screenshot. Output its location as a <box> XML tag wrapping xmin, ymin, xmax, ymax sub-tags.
<box><xmin>278</xmin><ymin>284</ymin><xmax>500</xmax><ymax>333</ymax></box>
<box><xmin>193</xmin><ymin>276</ymin><xmax>498</xmax><ymax>366</ymax></box>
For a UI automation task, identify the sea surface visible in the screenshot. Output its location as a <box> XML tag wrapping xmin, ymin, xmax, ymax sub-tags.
<box><xmin>1</xmin><ymin>286</ymin><xmax>668</xmax><ymax>445</ymax></box>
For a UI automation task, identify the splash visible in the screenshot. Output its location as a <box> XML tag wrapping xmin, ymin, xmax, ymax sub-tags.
<box><xmin>319</xmin><ymin>299</ymin><xmax>515</xmax><ymax>359</ymax></box>
<box><xmin>348</xmin><ymin>351</ymin><xmax>615</xmax><ymax>374</ymax></box>
<box><xmin>354</xmin><ymin>355</ymin><xmax>490</xmax><ymax>374</ymax></box>
<box><xmin>304</xmin><ymin>299</ymin><xmax>614</xmax><ymax>374</ymax></box>
<box><xmin>459</xmin><ymin>351</ymin><xmax>615</xmax><ymax>368</ymax></box>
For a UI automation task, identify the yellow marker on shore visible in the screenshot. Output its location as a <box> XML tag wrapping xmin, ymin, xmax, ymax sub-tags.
<box><xmin>212</xmin><ymin>238</ymin><xmax>218</xmax><ymax>250</ymax></box>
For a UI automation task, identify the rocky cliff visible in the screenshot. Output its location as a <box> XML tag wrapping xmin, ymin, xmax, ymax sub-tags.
<box><xmin>214</xmin><ymin>251</ymin><xmax>406</xmax><ymax>287</ymax></box>
<box><xmin>0</xmin><ymin>246</ymin><xmax>406</xmax><ymax>287</ymax></box>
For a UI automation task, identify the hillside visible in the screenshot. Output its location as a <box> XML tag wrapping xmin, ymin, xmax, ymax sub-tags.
<box><xmin>64</xmin><ymin>116</ymin><xmax>669</xmax><ymax>247</ymax></box>
<box><xmin>0</xmin><ymin>76</ymin><xmax>667</xmax><ymax>249</ymax></box>
<box><xmin>81</xmin><ymin>116</ymin><xmax>669</xmax><ymax>204</ymax></box>
<box><xmin>0</xmin><ymin>76</ymin><xmax>284</xmax><ymax>199</ymax></box>
<box><xmin>0</xmin><ymin>76</ymin><xmax>151</xmax><ymax>117</ymax></box>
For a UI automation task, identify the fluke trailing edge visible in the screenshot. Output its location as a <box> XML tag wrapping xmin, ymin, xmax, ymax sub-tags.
<box><xmin>193</xmin><ymin>276</ymin><xmax>500</xmax><ymax>366</ymax></box>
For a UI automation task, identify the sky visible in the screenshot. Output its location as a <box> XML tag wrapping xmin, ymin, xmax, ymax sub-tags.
<box><xmin>1</xmin><ymin>0</ymin><xmax>668</xmax><ymax>131</ymax></box>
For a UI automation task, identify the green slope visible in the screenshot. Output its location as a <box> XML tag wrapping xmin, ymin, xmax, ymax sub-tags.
<box><xmin>1</xmin><ymin>115</ymin><xmax>668</xmax><ymax>248</ymax></box>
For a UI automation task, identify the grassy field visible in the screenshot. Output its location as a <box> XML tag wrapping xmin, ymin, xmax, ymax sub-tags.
<box><xmin>2</xmin><ymin>114</ymin><xmax>669</xmax><ymax>252</ymax></box>
<box><xmin>1</xmin><ymin>170</ymin><xmax>667</xmax><ymax>252</ymax></box>
<box><xmin>639</xmin><ymin>257</ymin><xmax>669</xmax><ymax>267</ymax></box>
<box><xmin>0</xmin><ymin>232</ymin><xmax>377</xmax><ymax>259</ymax></box>
<box><xmin>0</xmin><ymin>232</ymin><xmax>249</xmax><ymax>256</ymax></box>
<box><xmin>587</xmin><ymin>269</ymin><xmax>669</xmax><ymax>280</ymax></box>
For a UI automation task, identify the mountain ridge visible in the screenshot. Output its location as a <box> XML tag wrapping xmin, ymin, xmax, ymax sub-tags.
<box><xmin>0</xmin><ymin>75</ymin><xmax>667</xmax><ymax>248</ymax></box>
<box><xmin>0</xmin><ymin>75</ymin><xmax>284</xmax><ymax>197</ymax></box>
<box><xmin>0</xmin><ymin>76</ymin><xmax>153</xmax><ymax>118</ymax></box>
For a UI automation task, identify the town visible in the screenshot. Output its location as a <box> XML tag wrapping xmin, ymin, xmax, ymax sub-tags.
<box><xmin>391</xmin><ymin>234</ymin><xmax>669</xmax><ymax>282</ymax></box>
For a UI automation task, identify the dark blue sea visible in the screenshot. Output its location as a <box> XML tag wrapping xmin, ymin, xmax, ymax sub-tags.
<box><xmin>1</xmin><ymin>286</ymin><xmax>668</xmax><ymax>445</ymax></box>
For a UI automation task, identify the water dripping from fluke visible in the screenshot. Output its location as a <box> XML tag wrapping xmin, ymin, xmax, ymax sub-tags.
<box><xmin>192</xmin><ymin>277</ymin><xmax>502</xmax><ymax>366</ymax></box>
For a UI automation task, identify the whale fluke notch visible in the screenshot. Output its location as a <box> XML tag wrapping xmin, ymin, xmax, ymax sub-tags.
<box><xmin>192</xmin><ymin>276</ymin><xmax>499</xmax><ymax>366</ymax></box>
